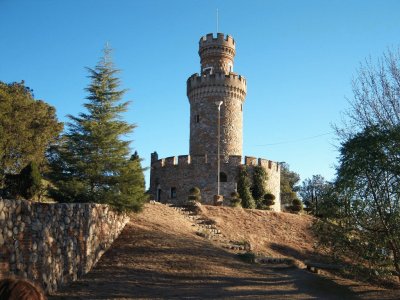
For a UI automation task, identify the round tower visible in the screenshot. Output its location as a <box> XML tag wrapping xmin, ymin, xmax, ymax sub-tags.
<box><xmin>187</xmin><ymin>33</ymin><xmax>247</xmax><ymax>158</ymax></box>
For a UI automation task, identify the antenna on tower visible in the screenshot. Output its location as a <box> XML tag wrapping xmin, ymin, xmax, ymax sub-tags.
<box><xmin>216</xmin><ymin>8</ymin><xmax>219</xmax><ymax>33</ymax></box>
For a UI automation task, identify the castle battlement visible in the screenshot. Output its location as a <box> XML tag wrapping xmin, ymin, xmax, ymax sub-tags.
<box><xmin>244</xmin><ymin>156</ymin><xmax>281</xmax><ymax>172</ymax></box>
<box><xmin>151</xmin><ymin>154</ymin><xmax>280</xmax><ymax>173</ymax></box>
<box><xmin>199</xmin><ymin>33</ymin><xmax>235</xmax><ymax>49</ymax></box>
<box><xmin>187</xmin><ymin>73</ymin><xmax>247</xmax><ymax>97</ymax></box>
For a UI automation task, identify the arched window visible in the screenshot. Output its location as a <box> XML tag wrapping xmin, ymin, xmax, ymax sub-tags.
<box><xmin>220</xmin><ymin>172</ymin><xmax>227</xmax><ymax>182</ymax></box>
<box><xmin>203</xmin><ymin>67</ymin><xmax>213</xmax><ymax>75</ymax></box>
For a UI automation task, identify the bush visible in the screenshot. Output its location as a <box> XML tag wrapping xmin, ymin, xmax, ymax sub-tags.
<box><xmin>188</xmin><ymin>186</ymin><xmax>201</xmax><ymax>203</ymax></box>
<box><xmin>230</xmin><ymin>191</ymin><xmax>242</xmax><ymax>207</ymax></box>
<box><xmin>3</xmin><ymin>162</ymin><xmax>42</xmax><ymax>200</ymax></box>
<box><xmin>263</xmin><ymin>193</ymin><xmax>275</xmax><ymax>210</ymax></box>
<box><xmin>237</xmin><ymin>252</ymin><xmax>256</xmax><ymax>263</ymax></box>
<box><xmin>291</xmin><ymin>198</ymin><xmax>303</xmax><ymax>213</ymax></box>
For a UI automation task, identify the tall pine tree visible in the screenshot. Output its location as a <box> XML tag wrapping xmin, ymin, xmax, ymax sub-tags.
<box><xmin>49</xmin><ymin>47</ymin><xmax>146</xmax><ymax>212</ymax></box>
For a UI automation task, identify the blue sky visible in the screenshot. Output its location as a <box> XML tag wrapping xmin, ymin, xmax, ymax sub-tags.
<box><xmin>1</xmin><ymin>0</ymin><xmax>400</xmax><ymax>187</ymax></box>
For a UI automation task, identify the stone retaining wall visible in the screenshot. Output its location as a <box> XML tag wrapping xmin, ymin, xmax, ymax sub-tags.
<box><xmin>0</xmin><ymin>199</ymin><xmax>129</xmax><ymax>293</ymax></box>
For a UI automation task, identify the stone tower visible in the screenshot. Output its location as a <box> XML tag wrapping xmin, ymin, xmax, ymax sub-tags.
<box><xmin>150</xmin><ymin>33</ymin><xmax>281</xmax><ymax>211</ymax></box>
<box><xmin>187</xmin><ymin>33</ymin><xmax>247</xmax><ymax>157</ymax></box>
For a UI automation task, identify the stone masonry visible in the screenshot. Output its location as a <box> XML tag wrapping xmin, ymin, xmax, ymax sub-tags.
<box><xmin>0</xmin><ymin>199</ymin><xmax>129</xmax><ymax>293</ymax></box>
<box><xmin>150</xmin><ymin>33</ymin><xmax>281</xmax><ymax>211</ymax></box>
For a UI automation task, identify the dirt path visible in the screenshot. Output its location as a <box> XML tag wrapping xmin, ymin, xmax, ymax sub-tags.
<box><xmin>49</xmin><ymin>204</ymin><xmax>399</xmax><ymax>299</ymax></box>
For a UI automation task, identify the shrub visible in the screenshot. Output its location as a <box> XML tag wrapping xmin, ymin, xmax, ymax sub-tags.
<box><xmin>263</xmin><ymin>193</ymin><xmax>275</xmax><ymax>210</ymax></box>
<box><xmin>3</xmin><ymin>162</ymin><xmax>42</xmax><ymax>200</ymax></box>
<box><xmin>291</xmin><ymin>198</ymin><xmax>303</xmax><ymax>213</ymax></box>
<box><xmin>230</xmin><ymin>191</ymin><xmax>242</xmax><ymax>207</ymax></box>
<box><xmin>237</xmin><ymin>252</ymin><xmax>256</xmax><ymax>263</ymax></box>
<box><xmin>188</xmin><ymin>186</ymin><xmax>201</xmax><ymax>203</ymax></box>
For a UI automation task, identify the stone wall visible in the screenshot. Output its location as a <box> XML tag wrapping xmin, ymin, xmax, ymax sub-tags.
<box><xmin>0</xmin><ymin>199</ymin><xmax>129</xmax><ymax>293</ymax></box>
<box><xmin>150</xmin><ymin>154</ymin><xmax>281</xmax><ymax>211</ymax></box>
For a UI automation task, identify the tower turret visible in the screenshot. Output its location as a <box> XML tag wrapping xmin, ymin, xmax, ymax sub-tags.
<box><xmin>199</xmin><ymin>33</ymin><xmax>236</xmax><ymax>74</ymax></box>
<box><xmin>187</xmin><ymin>33</ymin><xmax>247</xmax><ymax>158</ymax></box>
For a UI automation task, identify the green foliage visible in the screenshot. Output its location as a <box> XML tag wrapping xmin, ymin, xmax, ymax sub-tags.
<box><xmin>314</xmin><ymin>125</ymin><xmax>400</xmax><ymax>282</ymax></box>
<box><xmin>237</xmin><ymin>166</ymin><xmax>255</xmax><ymax>209</ymax></box>
<box><xmin>229</xmin><ymin>191</ymin><xmax>242</xmax><ymax>207</ymax></box>
<box><xmin>19</xmin><ymin>162</ymin><xmax>42</xmax><ymax>199</ymax></box>
<box><xmin>48</xmin><ymin>47</ymin><xmax>146</xmax><ymax>212</ymax></box>
<box><xmin>280</xmin><ymin>163</ymin><xmax>300</xmax><ymax>206</ymax></box>
<box><xmin>3</xmin><ymin>162</ymin><xmax>42</xmax><ymax>200</ymax></box>
<box><xmin>251</xmin><ymin>165</ymin><xmax>267</xmax><ymax>208</ymax></box>
<box><xmin>290</xmin><ymin>198</ymin><xmax>303</xmax><ymax>213</ymax></box>
<box><xmin>236</xmin><ymin>252</ymin><xmax>256</xmax><ymax>263</ymax></box>
<box><xmin>0</xmin><ymin>81</ymin><xmax>63</xmax><ymax>186</ymax></box>
<box><xmin>263</xmin><ymin>193</ymin><xmax>275</xmax><ymax>210</ymax></box>
<box><xmin>188</xmin><ymin>186</ymin><xmax>201</xmax><ymax>203</ymax></box>
<box><xmin>300</xmin><ymin>175</ymin><xmax>333</xmax><ymax>216</ymax></box>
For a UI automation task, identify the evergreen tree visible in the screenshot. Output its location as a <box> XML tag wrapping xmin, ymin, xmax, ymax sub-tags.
<box><xmin>251</xmin><ymin>165</ymin><xmax>267</xmax><ymax>208</ymax></box>
<box><xmin>49</xmin><ymin>47</ymin><xmax>146</xmax><ymax>212</ymax></box>
<box><xmin>237</xmin><ymin>166</ymin><xmax>255</xmax><ymax>209</ymax></box>
<box><xmin>0</xmin><ymin>81</ymin><xmax>63</xmax><ymax>186</ymax></box>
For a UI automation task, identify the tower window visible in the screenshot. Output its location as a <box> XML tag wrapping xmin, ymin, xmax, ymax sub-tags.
<box><xmin>220</xmin><ymin>172</ymin><xmax>227</xmax><ymax>182</ymax></box>
<box><xmin>195</xmin><ymin>115</ymin><xmax>200</xmax><ymax>123</ymax></box>
<box><xmin>203</xmin><ymin>67</ymin><xmax>213</xmax><ymax>75</ymax></box>
<box><xmin>170</xmin><ymin>187</ymin><xmax>177</xmax><ymax>198</ymax></box>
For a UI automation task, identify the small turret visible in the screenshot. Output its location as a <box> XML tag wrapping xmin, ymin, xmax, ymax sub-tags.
<box><xmin>199</xmin><ymin>33</ymin><xmax>236</xmax><ymax>75</ymax></box>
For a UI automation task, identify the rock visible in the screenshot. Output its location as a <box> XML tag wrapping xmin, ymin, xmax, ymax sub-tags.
<box><xmin>7</xmin><ymin>220</ymin><xmax>13</xmax><ymax>229</ymax></box>
<box><xmin>32</xmin><ymin>242</ymin><xmax>37</xmax><ymax>251</ymax></box>
<box><xmin>0</xmin><ymin>211</ymin><xmax>5</xmax><ymax>221</ymax></box>
<box><xmin>13</xmin><ymin>227</ymin><xmax>18</xmax><ymax>235</ymax></box>
<box><xmin>15</xmin><ymin>204</ymin><xmax>21</xmax><ymax>214</ymax></box>
<box><xmin>0</xmin><ymin>233</ymin><xmax>4</xmax><ymax>246</ymax></box>
<box><xmin>31</xmin><ymin>254</ymin><xmax>38</xmax><ymax>263</ymax></box>
<box><xmin>0</xmin><ymin>201</ymin><xmax>4</xmax><ymax>211</ymax></box>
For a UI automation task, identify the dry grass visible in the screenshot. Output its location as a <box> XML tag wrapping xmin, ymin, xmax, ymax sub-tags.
<box><xmin>49</xmin><ymin>204</ymin><xmax>400</xmax><ymax>299</ymax></box>
<box><xmin>200</xmin><ymin>205</ymin><xmax>321</xmax><ymax>262</ymax></box>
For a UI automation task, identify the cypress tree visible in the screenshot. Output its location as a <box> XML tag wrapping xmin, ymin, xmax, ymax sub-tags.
<box><xmin>49</xmin><ymin>47</ymin><xmax>146</xmax><ymax>212</ymax></box>
<box><xmin>237</xmin><ymin>166</ymin><xmax>255</xmax><ymax>209</ymax></box>
<box><xmin>251</xmin><ymin>165</ymin><xmax>267</xmax><ymax>208</ymax></box>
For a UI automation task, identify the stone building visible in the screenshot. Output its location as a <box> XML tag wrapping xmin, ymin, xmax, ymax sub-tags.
<box><xmin>150</xmin><ymin>33</ymin><xmax>281</xmax><ymax>211</ymax></box>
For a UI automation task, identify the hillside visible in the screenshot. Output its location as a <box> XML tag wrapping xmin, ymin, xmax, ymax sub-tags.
<box><xmin>200</xmin><ymin>205</ymin><xmax>318</xmax><ymax>262</ymax></box>
<box><xmin>50</xmin><ymin>203</ymin><xmax>399</xmax><ymax>299</ymax></box>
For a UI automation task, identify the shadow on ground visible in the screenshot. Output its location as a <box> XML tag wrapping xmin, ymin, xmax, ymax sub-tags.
<box><xmin>48</xmin><ymin>205</ymin><xmax>399</xmax><ymax>299</ymax></box>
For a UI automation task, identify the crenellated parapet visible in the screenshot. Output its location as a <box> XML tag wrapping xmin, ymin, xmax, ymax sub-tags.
<box><xmin>199</xmin><ymin>33</ymin><xmax>236</xmax><ymax>74</ymax></box>
<box><xmin>244</xmin><ymin>156</ymin><xmax>281</xmax><ymax>172</ymax></box>
<box><xmin>199</xmin><ymin>33</ymin><xmax>235</xmax><ymax>50</ymax></box>
<box><xmin>187</xmin><ymin>73</ymin><xmax>247</xmax><ymax>101</ymax></box>
<box><xmin>151</xmin><ymin>153</ymin><xmax>280</xmax><ymax>174</ymax></box>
